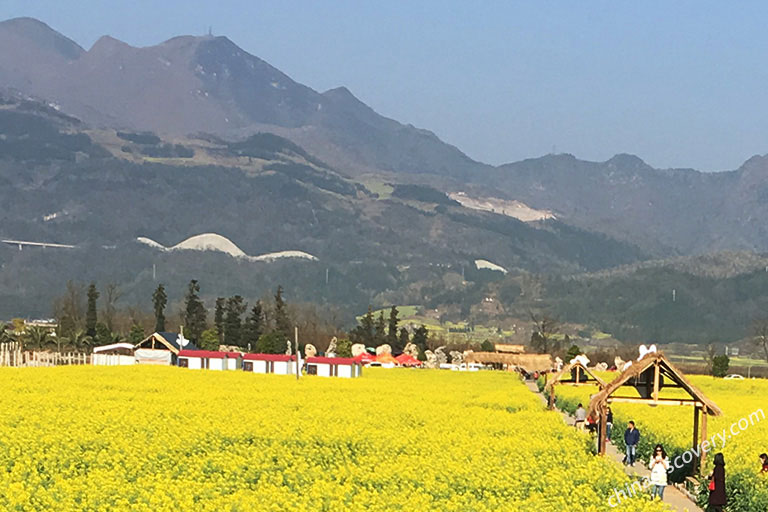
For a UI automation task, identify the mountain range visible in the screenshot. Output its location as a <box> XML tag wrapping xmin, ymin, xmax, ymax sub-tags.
<box><xmin>2</xmin><ymin>17</ymin><xmax>768</xmax><ymax>344</ymax></box>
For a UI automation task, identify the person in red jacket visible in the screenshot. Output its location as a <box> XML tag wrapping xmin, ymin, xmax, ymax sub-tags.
<box><xmin>708</xmin><ymin>453</ymin><xmax>727</xmax><ymax>512</ymax></box>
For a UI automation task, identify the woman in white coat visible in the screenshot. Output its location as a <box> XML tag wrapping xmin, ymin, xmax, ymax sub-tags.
<box><xmin>649</xmin><ymin>444</ymin><xmax>670</xmax><ymax>500</ymax></box>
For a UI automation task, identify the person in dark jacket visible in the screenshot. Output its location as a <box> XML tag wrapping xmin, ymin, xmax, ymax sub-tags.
<box><xmin>708</xmin><ymin>452</ymin><xmax>726</xmax><ymax>511</ymax></box>
<box><xmin>623</xmin><ymin>421</ymin><xmax>640</xmax><ymax>466</ymax></box>
<box><xmin>760</xmin><ymin>453</ymin><xmax>768</xmax><ymax>473</ymax></box>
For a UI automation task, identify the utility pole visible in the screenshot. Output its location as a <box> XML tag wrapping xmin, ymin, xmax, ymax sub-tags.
<box><xmin>294</xmin><ymin>326</ymin><xmax>300</xmax><ymax>380</ymax></box>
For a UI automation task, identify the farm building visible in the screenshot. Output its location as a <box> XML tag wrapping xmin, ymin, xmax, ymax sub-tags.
<box><xmin>92</xmin><ymin>342</ymin><xmax>135</xmax><ymax>366</ymax></box>
<box><xmin>242</xmin><ymin>353</ymin><xmax>296</xmax><ymax>375</ymax></box>
<box><xmin>177</xmin><ymin>350</ymin><xmax>241</xmax><ymax>370</ymax></box>
<box><xmin>306</xmin><ymin>356</ymin><xmax>362</xmax><ymax>378</ymax></box>
<box><xmin>134</xmin><ymin>332</ymin><xmax>197</xmax><ymax>365</ymax></box>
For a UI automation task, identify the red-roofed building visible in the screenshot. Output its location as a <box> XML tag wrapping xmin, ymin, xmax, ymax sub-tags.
<box><xmin>242</xmin><ymin>353</ymin><xmax>296</xmax><ymax>375</ymax></box>
<box><xmin>306</xmin><ymin>356</ymin><xmax>361</xmax><ymax>378</ymax></box>
<box><xmin>178</xmin><ymin>350</ymin><xmax>242</xmax><ymax>370</ymax></box>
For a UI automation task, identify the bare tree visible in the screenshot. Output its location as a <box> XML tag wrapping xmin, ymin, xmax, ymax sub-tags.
<box><xmin>703</xmin><ymin>343</ymin><xmax>717</xmax><ymax>374</ymax></box>
<box><xmin>53</xmin><ymin>281</ymin><xmax>85</xmax><ymax>338</ymax></box>
<box><xmin>752</xmin><ymin>317</ymin><xmax>768</xmax><ymax>363</ymax></box>
<box><xmin>529</xmin><ymin>311</ymin><xmax>560</xmax><ymax>354</ymax></box>
<box><xmin>103</xmin><ymin>283</ymin><xmax>123</xmax><ymax>332</ymax></box>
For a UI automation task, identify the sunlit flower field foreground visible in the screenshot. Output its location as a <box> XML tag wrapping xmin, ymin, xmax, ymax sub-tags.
<box><xmin>0</xmin><ymin>367</ymin><xmax>667</xmax><ymax>511</ymax></box>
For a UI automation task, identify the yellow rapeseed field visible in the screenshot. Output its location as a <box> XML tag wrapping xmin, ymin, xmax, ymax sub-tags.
<box><xmin>0</xmin><ymin>366</ymin><xmax>668</xmax><ymax>511</ymax></box>
<box><xmin>551</xmin><ymin>373</ymin><xmax>768</xmax><ymax>511</ymax></box>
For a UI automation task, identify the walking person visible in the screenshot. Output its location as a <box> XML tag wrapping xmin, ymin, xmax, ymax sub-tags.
<box><xmin>707</xmin><ymin>453</ymin><xmax>726</xmax><ymax>512</ymax></box>
<box><xmin>623</xmin><ymin>421</ymin><xmax>640</xmax><ymax>466</ymax></box>
<box><xmin>649</xmin><ymin>444</ymin><xmax>670</xmax><ymax>500</ymax></box>
<box><xmin>574</xmin><ymin>403</ymin><xmax>587</xmax><ymax>431</ymax></box>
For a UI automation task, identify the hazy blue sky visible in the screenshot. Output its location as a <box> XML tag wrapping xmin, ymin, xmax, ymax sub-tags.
<box><xmin>2</xmin><ymin>1</ymin><xmax>767</xmax><ymax>170</ymax></box>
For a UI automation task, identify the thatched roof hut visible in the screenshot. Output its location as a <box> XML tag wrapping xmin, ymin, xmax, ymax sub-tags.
<box><xmin>588</xmin><ymin>351</ymin><xmax>721</xmax><ymax>471</ymax></box>
<box><xmin>588</xmin><ymin>351</ymin><xmax>722</xmax><ymax>417</ymax></box>
<box><xmin>545</xmin><ymin>360</ymin><xmax>607</xmax><ymax>392</ymax></box>
<box><xmin>464</xmin><ymin>352</ymin><xmax>552</xmax><ymax>372</ymax></box>
<box><xmin>494</xmin><ymin>343</ymin><xmax>525</xmax><ymax>354</ymax></box>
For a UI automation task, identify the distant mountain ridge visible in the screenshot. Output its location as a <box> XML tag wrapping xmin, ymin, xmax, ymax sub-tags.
<box><xmin>0</xmin><ymin>17</ymin><xmax>486</xmax><ymax>179</ymax></box>
<box><xmin>485</xmin><ymin>152</ymin><xmax>768</xmax><ymax>254</ymax></box>
<box><xmin>3</xmin><ymin>17</ymin><xmax>768</xmax><ymax>257</ymax></box>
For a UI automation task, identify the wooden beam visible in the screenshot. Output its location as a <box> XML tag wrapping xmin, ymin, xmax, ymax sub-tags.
<box><xmin>653</xmin><ymin>361</ymin><xmax>660</xmax><ymax>402</ymax></box>
<box><xmin>608</xmin><ymin>397</ymin><xmax>703</xmax><ymax>407</ymax></box>
<box><xmin>608</xmin><ymin>396</ymin><xmax>700</xmax><ymax>403</ymax></box>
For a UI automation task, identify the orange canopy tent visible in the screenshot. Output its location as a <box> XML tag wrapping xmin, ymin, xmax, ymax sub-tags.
<box><xmin>377</xmin><ymin>353</ymin><xmax>399</xmax><ymax>365</ymax></box>
<box><xmin>354</xmin><ymin>352</ymin><xmax>378</xmax><ymax>364</ymax></box>
<box><xmin>395</xmin><ymin>353</ymin><xmax>422</xmax><ymax>367</ymax></box>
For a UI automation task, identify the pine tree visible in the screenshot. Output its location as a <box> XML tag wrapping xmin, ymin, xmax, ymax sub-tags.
<box><xmin>223</xmin><ymin>295</ymin><xmax>247</xmax><ymax>347</ymax></box>
<box><xmin>374</xmin><ymin>311</ymin><xmax>387</xmax><ymax>346</ymax></box>
<box><xmin>85</xmin><ymin>282</ymin><xmax>99</xmax><ymax>338</ymax></box>
<box><xmin>387</xmin><ymin>306</ymin><xmax>399</xmax><ymax>345</ymax></box>
<box><xmin>350</xmin><ymin>305</ymin><xmax>375</xmax><ymax>346</ymax></box>
<box><xmin>214</xmin><ymin>297</ymin><xmax>225</xmax><ymax>340</ymax></box>
<box><xmin>397</xmin><ymin>327</ymin><xmax>410</xmax><ymax>353</ymax></box>
<box><xmin>128</xmin><ymin>323</ymin><xmax>145</xmax><ymax>344</ymax></box>
<box><xmin>243</xmin><ymin>301</ymin><xmax>264</xmax><ymax>351</ymax></box>
<box><xmin>273</xmin><ymin>286</ymin><xmax>291</xmax><ymax>338</ymax></box>
<box><xmin>183</xmin><ymin>280</ymin><xmax>207</xmax><ymax>343</ymax></box>
<box><xmin>412</xmin><ymin>324</ymin><xmax>429</xmax><ymax>352</ymax></box>
<box><xmin>152</xmin><ymin>284</ymin><xmax>167</xmax><ymax>333</ymax></box>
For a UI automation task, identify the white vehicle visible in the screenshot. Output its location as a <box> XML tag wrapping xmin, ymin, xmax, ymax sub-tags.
<box><xmin>724</xmin><ymin>374</ymin><xmax>745</xmax><ymax>380</ymax></box>
<box><xmin>458</xmin><ymin>362</ymin><xmax>482</xmax><ymax>372</ymax></box>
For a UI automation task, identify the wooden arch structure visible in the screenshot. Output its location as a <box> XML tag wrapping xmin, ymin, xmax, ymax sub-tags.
<box><xmin>588</xmin><ymin>351</ymin><xmax>722</xmax><ymax>473</ymax></box>
<box><xmin>545</xmin><ymin>360</ymin><xmax>607</xmax><ymax>409</ymax></box>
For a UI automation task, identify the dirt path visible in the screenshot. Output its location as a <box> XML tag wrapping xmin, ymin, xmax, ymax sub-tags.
<box><xmin>524</xmin><ymin>380</ymin><xmax>702</xmax><ymax>512</ymax></box>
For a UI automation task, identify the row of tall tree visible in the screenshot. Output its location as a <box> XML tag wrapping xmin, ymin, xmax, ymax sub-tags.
<box><xmin>349</xmin><ymin>306</ymin><xmax>429</xmax><ymax>356</ymax></box>
<box><xmin>175</xmin><ymin>281</ymin><xmax>294</xmax><ymax>353</ymax></box>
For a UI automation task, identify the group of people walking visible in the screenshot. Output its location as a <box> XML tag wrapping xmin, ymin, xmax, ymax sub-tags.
<box><xmin>571</xmin><ymin>404</ymin><xmax>728</xmax><ymax>509</ymax></box>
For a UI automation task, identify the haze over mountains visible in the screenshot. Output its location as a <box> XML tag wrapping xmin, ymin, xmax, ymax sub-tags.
<box><xmin>2</xmin><ymin>17</ymin><xmax>768</xmax><ymax>343</ymax></box>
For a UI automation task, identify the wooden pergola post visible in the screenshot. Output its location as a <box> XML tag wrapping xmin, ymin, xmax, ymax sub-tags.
<box><xmin>700</xmin><ymin>410</ymin><xmax>708</xmax><ymax>473</ymax></box>
<box><xmin>548</xmin><ymin>385</ymin><xmax>555</xmax><ymax>410</ymax></box>
<box><xmin>598</xmin><ymin>404</ymin><xmax>607</xmax><ymax>455</ymax></box>
<box><xmin>692</xmin><ymin>406</ymin><xmax>700</xmax><ymax>474</ymax></box>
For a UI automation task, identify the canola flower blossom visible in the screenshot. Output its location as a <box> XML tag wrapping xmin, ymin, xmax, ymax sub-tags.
<box><xmin>0</xmin><ymin>366</ymin><xmax>667</xmax><ymax>511</ymax></box>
